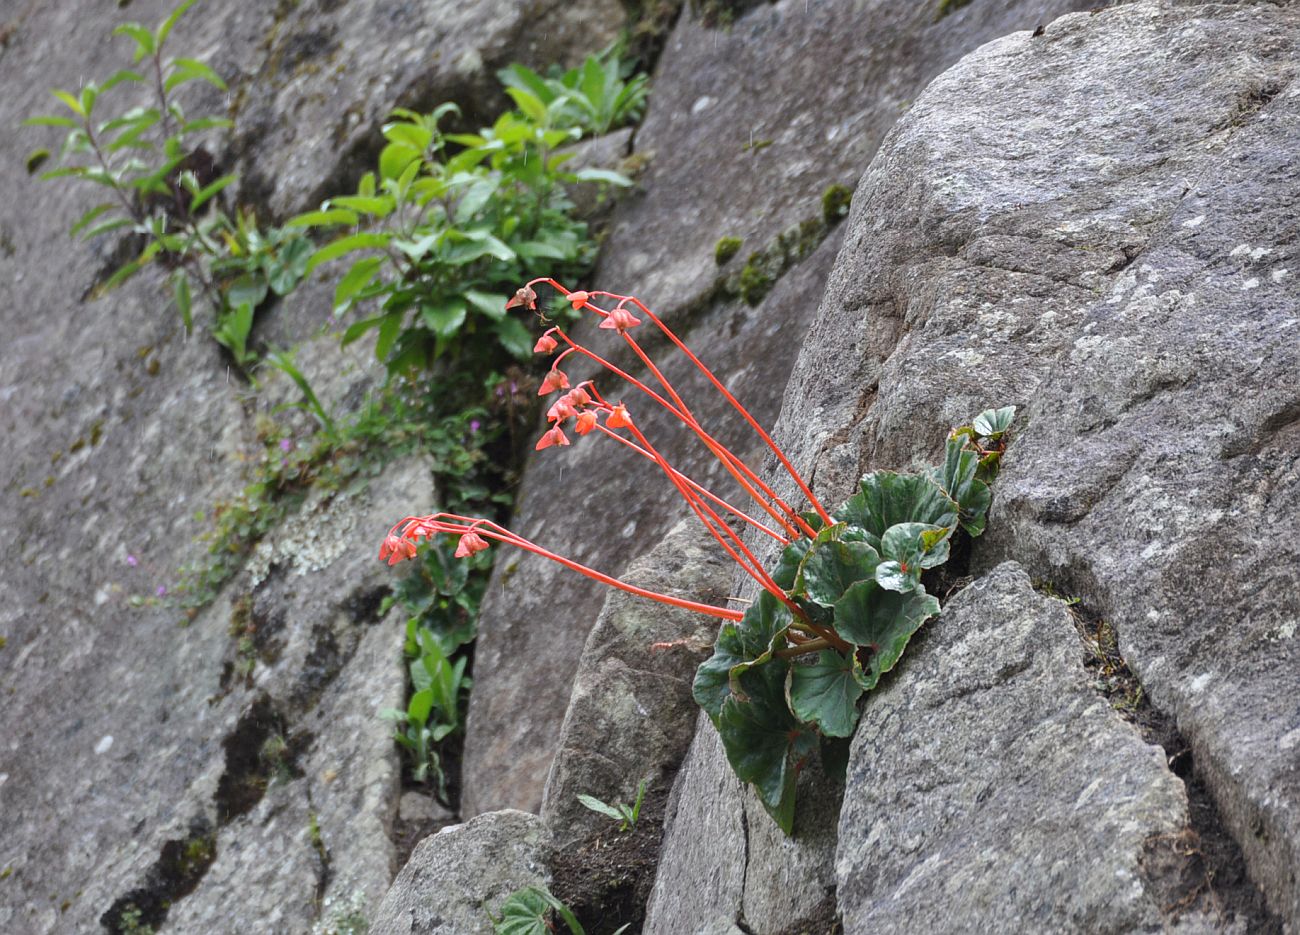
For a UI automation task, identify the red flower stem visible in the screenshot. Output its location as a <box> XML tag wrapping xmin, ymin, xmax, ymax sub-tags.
<box><xmin>399</xmin><ymin>514</ymin><xmax>744</xmax><ymax>621</ymax></box>
<box><xmin>617</xmin><ymin>327</ymin><xmax>813</xmax><ymax>537</ymax></box>
<box><xmin>621</xmin><ymin>294</ymin><xmax>832</xmax><ymax>530</ymax></box>
<box><xmin>591</xmin><ymin>424</ymin><xmax>789</xmax><ymax>544</ymax></box>
<box><xmin>620</xmin><ymin>418</ymin><xmax>790</xmax><ymax>605</ymax></box>
<box><xmin>560</xmin><ymin>333</ymin><xmax>803</xmax><ymax>541</ymax></box>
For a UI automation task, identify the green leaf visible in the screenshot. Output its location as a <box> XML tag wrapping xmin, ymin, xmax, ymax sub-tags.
<box><xmin>69</xmin><ymin>203</ymin><xmax>116</xmax><ymax>237</ymax></box>
<box><xmin>333</xmin><ymin>256</ymin><xmax>384</xmax><ymax>309</ymax></box>
<box><xmin>378</xmin><ymin>142</ymin><xmax>421</xmax><ymax>182</ymax></box>
<box><xmin>50</xmin><ymin>89</ymin><xmax>85</xmax><ymax>117</ymax></box>
<box><xmin>99</xmin><ymin>259</ymin><xmax>144</xmax><ymax>293</ymax></box>
<box><xmin>156</xmin><ymin>0</ymin><xmax>198</xmax><ymax>46</ymax></box>
<box><xmin>422</xmin><ymin>299</ymin><xmax>467</xmax><ymax>340</ymax></box>
<box><xmin>24</xmin><ymin>114</ymin><xmax>80</xmax><ymax>129</ymax></box>
<box><xmin>933</xmin><ymin>437</ymin><xmax>993</xmax><ymax>536</ymax></box>
<box><xmin>571</xmin><ymin>167</ymin><xmax>632</xmax><ymax>187</ymax></box>
<box><xmin>285</xmin><ymin>208</ymin><xmax>359</xmax><ymax>228</ymax></box>
<box><xmin>772</xmin><ymin>537</ymin><xmax>813</xmax><ymax>591</ymax></box>
<box><xmin>375</xmin><ymin>310</ymin><xmax>403</xmax><ymax>362</ymax></box>
<box><xmin>492</xmin><ymin>317</ymin><xmax>535</xmax><ymax>360</ymax></box>
<box><xmin>173</xmin><ymin>271</ymin><xmax>192</xmax><ymax>333</ymax></box>
<box><xmin>226</xmin><ymin>273</ymin><xmax>268</xmax><ymax>310</ymax></box>
<box><xmin>789</xmin><ymin>650</ymin><xmax>865</xmax><ymax>738</ymax></box>
<box><xmin>381</xmin><ymin>120</ymin><xmax>432</xmax><ymax>151</ymax></box>
<box><xmin>717</xmin><ymin>661</ymin><xmax>816</xmax><ymax>834</ymax></box>
<box><xmin>408</xmin><ymin>687</ymin><xmax>434</xmax><ymax>727</ymax></box>
<box><xmin>340</xmin><ymin>314</ymin><xmax>389</xmax><ymax>346</ymax></box>
<box><xmin>305</xmin><ymin>233</ymin><xmax>391</xmax><ymax>273</ymax></box>
<box><xmin>189</xmin><ymin>173</ymin><xmax>235</xmax><ymax>212</ymax></box>
<box><xmin>329</xmin><ymin>194</ymin><xmax>395</xmax><ymax>218</ymax></box>
<box><xmin>181</xmin><ymin>116</ymin><xmax>234</xmax><ymax>133</ymax></box>
<box><xmin>576</xmin><ymin>794</ymin><xmax>624</xmax><ymax>823</ymax></box>
<box><xmin>505</xmin><ymin>87</ymin><xmax>548</xmax><ymax>124</ymax></box>
<box><xmin>835</xmin><ymin>471</ymin><xmax>958</xmax><ymax>551</ymax></box>
<box><xmin>833</xmin><ymin>580</ymin><xmax>939</xmax><ymax>689</ymax></box>
<box><xmin>492</xmin><ymin>886</ymin><xmax>582</xmax><ymax>935</ymax></box>
<box><xmin>168</xmin><ymin>57</ymin><xmax>227</xmax><ymax>91</ymax></box>
<box><xmin>973</xmin><ymin>405</ymin><xmax>1016</xmax><ymax>438</ymax></box>
<box><xmin>112</xmin><ymin>23</ymin><xmax>156</xmax><ymax>61</ymax></box>
<box><xmin>101</xmin><ymin>69</ymin><xmax>146</xmax><ymax>92</ymax></box>
<box><xmin>454</xmin><ymin>177</ymin><xmax>499</xmax><ymax>224</ymax></box>
<box><xmin>465</xmin><ymin>289</ymin><xmax>507</xmax><ymax>321</ymax></box>
<box><xmin>693</xmin><ymin>591</ymin><xmax>791</xmax><ymax>721</ymax></box>
<box><xmin>796</xmin><ymin>525</ymin><xmax>882</xmax><ymax>607</ymax></box>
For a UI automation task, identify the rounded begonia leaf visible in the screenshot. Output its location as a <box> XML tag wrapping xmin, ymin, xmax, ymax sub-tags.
<box><xmin>789</xmin><ymin>649</ymin><xmax>865</xmax><ymax>737</ymax></box>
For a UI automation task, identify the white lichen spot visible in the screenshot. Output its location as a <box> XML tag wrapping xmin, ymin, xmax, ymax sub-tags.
<box><xmin>945</xmin><ymin>347</ymin><xmax>986</xmax><ymax>367</ymax></box>
<box><xmin>1280</xmin><ymin>727</ymin><xmax>1300</xmax><ymax>752</ymax></box>
<box><xmin>1271</xmin><ymin>269</ymin><xmax>1290</xmax><ymax>283</ymax></box>
<box><xmin>94</xmin><ymin>588</ymin><xmax>110</xmax><ymax>606</ymax></box>
<box><xmin>1269</xmin><ymin>620</ymin><xmax>1297</xmax><ymax>643</ymax></box>
<box><xmin>1140</xmin><ymin>541</ymin><xmax>1163</xmax><ymax>560</ymax></box>
<box><xmin>0</xmin><ymin>772</ymin><xmax>8</xmax><ymax>787</ymax></box>
<box><xmin>247</xmin><ymin>487</ymin><xmax>360</xmax><ymax>587</ymax></box>
<box><xmin>94</xmin><ymin>735</ymin><xmax>113</xmax><ymax>755</ymax></box>
<box><xmin>1181</xmin><ymin>214</ymin><xmax>1205</xmax><ymax>228</ymax></box>
<box><xmin>1188</xmin><ymin>673</ymin><xmax>1212</xmax><ymax>694</ymax></box>
<box><xmin>621</xmin><ymin>519</ymin><xmax>637</xmax><ymax>538</ymax></box>
<box><xmin>1242</xmin><ymin>278</ymin><xmax>1259</xmax><ymax>291</ymax></box>
<box><xmin>691</xmin><ymin>95</ymin><xmax>714</xmax><ymax>115</ymax></box>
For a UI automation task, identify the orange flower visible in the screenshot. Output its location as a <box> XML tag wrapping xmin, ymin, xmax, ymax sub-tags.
<box><xmin>454</xmin><ymin>531</ymin><xmax>490</xmax><ymax>558</ymax></box>
<box><xmin>607</xmin><ymin>404</ymin><xmax>633</xmax><ymax>429</ymax></box>
<box><xmin>547</xmin><ymin>397</ymin><xmax>578</xmax><ymax>422</ymax></box>
<box><xmin>538</xmin><ymin>368</ymin><xmax>571</xmax><ymax>396</ymax></box>
<box><xmin>566</xmin><ymin>290</ymin><xmax>590</xmax><ymax>310</ymax></box>
<box><xmin>379</xmin><ymin>534</ymin><xmax>417</xmax><ymax>566</ymax></box>
<box><xmin>536</xmin><ymin>425</ymin><xmax>571</xmax><ymax>450</ymax></box>
<box><xmin>534</xmin><ymin>333</ymin><xmax>558</xmax><ymax>354</ymax></box>
<box><xmin>565</xmin><ymin>386</ymin><xmax>592</xmax><ymax>407</ymax></box>
<box><xmin>506</xmin><ymin>285</ymin><xmax>537</xmax><ymax>311</ymax></box>
<box><xmin>598</xmin><ymin>306</ymin><xmax>641</xmax><ymax>332</ymax></box>
<box><xmin>575</xmin><ymin>411</ymin><xmax>598</xmax><ymax>435</ymax></box>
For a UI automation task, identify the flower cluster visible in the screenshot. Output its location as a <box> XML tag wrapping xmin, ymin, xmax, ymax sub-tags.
<box><xmin>381</xmin><ymin>278</ymin><xmax>833</xmax><ymax>623</ymax></box>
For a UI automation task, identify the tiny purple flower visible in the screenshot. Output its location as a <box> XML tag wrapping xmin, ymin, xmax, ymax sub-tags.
<box><xmin>469</xmin><ymin>420</ymin><xmax>481</xmax><ymax>434</ymax></box>
<box><xmin>156</xmin><ymin>585</ymin><xmax>167</xmax><ymax>597</ymax></box>
<box><xmin>126</xmin><ymin>555</ymin><xmax>138</xmax><ymax>567</ymax></box>
<box><xmin>279</xmin><ymin>438</ymin><xmax>293</xmax><ymax>452</ymax></box>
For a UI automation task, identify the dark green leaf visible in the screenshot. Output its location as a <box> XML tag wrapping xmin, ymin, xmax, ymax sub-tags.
<box><xmin>173</xmin><ymin>270</ymin><xmax>192</xmax><ymax>333</ymax></box>
<box><xmin>693</xmin><ymin>591</ymin><xmax>792</xmax><ymax>721</ymax></box>
<box><xmin>833</xmin><ymin>580</ymin><xmax>939</xmax><ymax>688</ymax></box>
<box><xmin>835</xmin><ymin>471</ymin><xmax>957</xmax><ymax>550</ymax></box>
<box><xmin>333</xmin><ymin>256</ymin><xmax>384</xmax><ymax>309</ymax></box>
<box><xmin>973</xmin><ymin>406</ymin><xmax>1016</xmax><ymax>438</ymax></box>
<box><xmin>789</xmin><ymin>650</ymin><xmax>864</xmax><ymax>737</ymax></box>
<box><xmin>718</xmin><ymin>661</ymin><xmax>816</xmax><ymax>834</ymax></box>
<box><xmin>492</xmin><ymin>317</ymin><xmax>535</xmax><ymax>360</ymax></box>
<box><xmin>797</xmin><ymin>525</ymin><xmax>882</xmax><ymax>607</ymax></box>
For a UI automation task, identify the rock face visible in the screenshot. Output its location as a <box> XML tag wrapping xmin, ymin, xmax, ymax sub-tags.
<box><xmin>645</xmin><ymin>0</ymin><xmax>1299</xmax><ymax>931</ymax></box>
<box><xmin>0</xmin><ymin>1</ymin><xmax>624</xmax><ymax>931</ymax></box>
<box><xmin>369</xmin><ymin>810</ymin><xmax>551</xmax><ymax>935</ymax></box>
<box><xmin>463</xmin><ymin>0</ymin><xmax>1104</xmax><ymax>820</ymax></box>
<box><xmin>836</xmin><ymin>563</ymin><xmax>1191</xmax><ymax>933</ymax></box>
<box><xmin>540</xmin><ymin>519</ymin><xmax>733</xmax><ymax>849</ymax></box>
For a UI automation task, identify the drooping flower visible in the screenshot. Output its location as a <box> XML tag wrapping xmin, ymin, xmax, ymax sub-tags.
<box><xmin>547</xmin><ymin>397</ymin><xmax>578</xmax><ymax>423</ymax></box>
<box><xmin>599</xmin><ymin>306</ymin><xmax>641</xmax><ymax>332</ymax></box>
<box><xmin>506</xmin><ymin>285</ymin><xmax>538</xmax><ymax>311</ymax></box>
<box><xmin>379</xmin><ymin>533</ymin><xmax>418</xmax><ymax>565</ymax></box>
<box><xmin>538</xmin><ymin>368</ymin><xmax>571</xmax><ymax>396</ymax></box>
<box><xmin>565</xmin><ymin>386</ymin><xmax>592</xmax><ymax>407</ymax></box>
<box><xmin>566</xmin><ymin>290</ymin><xmax>590</xmax><ymax>310</ymax></box>
<box><xmin>607</xmin><ymin>403</ymin><xmax>633</xmax><ymax>429</ymax></box>
<box><xmin>534</xmin><ymin>333</ymin><xmax>558</xmax><ymax>354</ymax></box>
<box><xmin>536</xmin><ymin>425</ymin><xmax>571</xmax><ymax>450</ymax></box>
<box><xmin>575</xmin><ymin>411</ymin><xmax>599</xmax><ymax>435</ymax></box>
<box><xmin>454</xmin><ymin>531</ymin><xmax>490</xmax><ymax>558</ymax></box>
